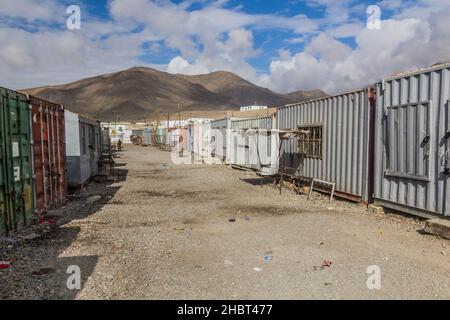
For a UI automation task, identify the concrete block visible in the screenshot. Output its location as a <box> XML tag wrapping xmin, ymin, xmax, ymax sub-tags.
<box><xmin>368</xmin><ymin>204</ymin><xmax>384</xmax><ymax>215</ymax></box>
<box><xmin>424</xmin><ymin>219</ymin><xmax>450</xmax><ymax>240</ymax></box>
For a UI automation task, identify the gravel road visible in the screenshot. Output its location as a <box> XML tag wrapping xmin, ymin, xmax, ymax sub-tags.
<box><xmin>1</xmin><ymin>146</ymin><xmax>449</xmax><ymax>300</ymax></box>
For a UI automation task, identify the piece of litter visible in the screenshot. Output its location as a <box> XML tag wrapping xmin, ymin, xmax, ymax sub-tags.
<box><xmin>0</xmin><ymin>261</ymin><xmax>11</xmax><ymax>269</ymax></box>
<box><xmin>253</xmin><ymin>267</ymin><xmax>263</xmax><ymax>272</ymax></box>
<box><xmin>322</xmin><ymin>259</ymin><xmax>333</xmax><ymax>268</ymax></box>
<box><xmin>32</xmin><ymin>267</ymin><xmax>55</xmax><ymax>276</ymax></box>
<box><xmin>263</xmin><ymin>255</ymin><xmax>273</xmax><ymax>262</ymax></box>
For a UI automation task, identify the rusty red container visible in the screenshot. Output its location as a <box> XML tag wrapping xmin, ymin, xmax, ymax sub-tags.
<box><xmin>29</xmin><ymin>96</ymin><xmax>66</xmax><ymax>215</ymax></box>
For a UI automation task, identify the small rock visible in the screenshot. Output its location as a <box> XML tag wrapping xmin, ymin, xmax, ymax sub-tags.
<box><xmin>86</xmin><ymin>195</ymin><xmax>102</xmax><ymax>204</ymax></box>
<box><xmin>228</xmin><ymin>218</ymin><xmax>236</xmax><ymax>223</ymax></box>
<box><xmin>22</xmin><ymin>233</ymin><xmax>40</xmax><ymax>241</ymax></box>
<box><xmin>32</xmin><ymin>267</ymin><xmax>56</xmax><ymax>276</ymax></box>
<box><xmin>441</xmin><ymin>251</ymin><xmax>447</xmax><ymax>256</ymax></box>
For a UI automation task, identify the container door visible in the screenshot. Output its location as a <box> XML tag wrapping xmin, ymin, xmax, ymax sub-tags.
<box><xmin>444</xmin><ymin>99</ymin><xmax>450</xmax><ymax>216</ymax></box>
<box><xmin>385</xmin><ymin>101</ymin><xmax>431</xmax><ymax>181</ymax></box>
<box><xmin>1</xmin><ymin>91</ymin><xmax>34</xmax><ymax>233</ymax></box>
<box><xmin>384</xmin><ymin>101</ymin><xmax>431</xmax><ymax>181</ymax></box>
<box><xmin>32</xmin><ymin>102</ymin><xmax>48</xmax><ymax>213</ymax></box>
<box><xmin>0</xmin><ymin>94</ymin><xmax>6</xmax><ymax>234</ymax></box>
<box><xmin>89</xmin><ymin>126</ymin><xmax>96</xmax><ymax>174</ymax></box>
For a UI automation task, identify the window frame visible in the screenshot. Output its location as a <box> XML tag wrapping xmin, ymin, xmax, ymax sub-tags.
<box><xmin>297</xmin><ymin>124</ymin><xmax>323</xmax><ymax>160</ymax></box>
<box><xmin>384</xmin><ymin>100</ymin><xmax>432</xmax><ymax>182</ymax></box>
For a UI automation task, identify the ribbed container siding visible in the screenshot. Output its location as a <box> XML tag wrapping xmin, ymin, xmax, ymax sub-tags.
<box><xmin>231</xmin><ymin>117</ymin><xmax>274</xmax><ymax>131</ymax></box>
<box><xmin>30</xmin><ymin>96</ymin><xmax>66</xmax><ymax>215</ymax></box>
<box><xmin>0</xmin><ymin>87</ymin><xmax>34</xmax><ymax>234</ymax></box>
<box><xmin>277</xmin><ymin>88</ymin><xmax>374</xmax><ymax>202</ymax></box>
<box><xmin>374</xmin><ymin>63</ymin><xmax>450</xmax><ymax>218</ymax></box>
<box><xmin>187</xmin><ymin>124</ymin><xmax>194</xmax><ymax>153</ymax></box>
<box><xmin>198</xmin><ymin>122</ymin><xmax>211</xmax><ymax>157</ymax></box>
<box><xmin>65</xmin><ymin>111</ymin><xmax>100</xmax><ymax>188</ymax></box>
<box><xmin>211</xmin><ymin>118</ymin><xmax>232</xmax><ymax>163</ymax></box>
<box><xmin>100</xmin><ymin>126</ymin><xmax>110</xmax><ymax>154</ymax></box>
<box><xmin>155</xmin><ymin>128</ymin><xmax>167</xmax><ymax>145</ymax></box>
<box><xmin>230</xmin><ymin>116</ymin><xmax>276</xmax><ymax>170</ymax></box>
<box><xmin>167</xmin><ymin>129</ymin><xmax>180</xmax><ymax>147</ymax></box>
<box><xmin>141</xmin><ymin>128</ymin><xmax>152</xmax><ymax>146</ymax></box>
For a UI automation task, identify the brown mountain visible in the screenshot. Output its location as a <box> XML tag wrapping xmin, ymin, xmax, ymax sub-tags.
<box><xmin>287</xmin><ymin>89</ymin><xmax>329</xmax><ymax>103</ymax></box>
<box><xmin>178</xmin><ymin>71</ymin><xmax>294</xmax><ymax>107</ymax></box>
<box><xmin>22</xmin><ymin>67</ymin><xmax>327</xmax><ymax>121</ymax></box>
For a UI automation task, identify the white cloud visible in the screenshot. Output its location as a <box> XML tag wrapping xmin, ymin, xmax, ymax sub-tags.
<box><xmin>0</xmin><ymin>0</ymin><xmax>65</xmax><ymax>23</ymax></box>
<box><xmin>0</xmin><ymin>0</ymin><xmax>449</xmax><ymax>97</ymax></box>
<box><xmin>260</xmin><ymin>2</ymin><xmax>450</xmax><ymax>95</ymax></box>
<box><xmin>167</xmin><ymin>28</ymin><xmax>258</xmax><ymax>80</ymax></box>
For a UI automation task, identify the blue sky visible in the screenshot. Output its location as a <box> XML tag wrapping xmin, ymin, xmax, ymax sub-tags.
<box><xmin>0</xmin><ymin>0</ymin><xmax>449</xmax><ymax>93</ymax></box>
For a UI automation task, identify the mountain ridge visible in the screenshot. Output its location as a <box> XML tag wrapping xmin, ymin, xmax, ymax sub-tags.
<box><xmin>22</xmin><ymin>67</ymin><xmax>327</xmax><ymax>121</ymax></box>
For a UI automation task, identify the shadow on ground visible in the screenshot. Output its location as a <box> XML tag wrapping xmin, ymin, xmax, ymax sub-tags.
<box><xmin>0</xmin><ymin>158</ymin><xmax>129</xmax><ymax>300</ymax></box>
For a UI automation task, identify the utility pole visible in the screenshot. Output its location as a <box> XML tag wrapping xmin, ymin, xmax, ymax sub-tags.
<box><xmin>178</xmin><ymin>104</ymin><xmax>181</xmax><ymax>128</ymax></box>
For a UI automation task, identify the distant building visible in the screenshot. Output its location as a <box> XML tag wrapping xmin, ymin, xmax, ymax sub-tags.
<box><xmin>240</xmin><ymin>105</ymin><xmax>268</xmax><ymax>112</ymax></box>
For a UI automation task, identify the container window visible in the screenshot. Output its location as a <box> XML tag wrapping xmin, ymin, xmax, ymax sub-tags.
<box><xmin>297</xmin><ymin>125</ymin><xmax>323</xmax><ymax>159</ymax></box>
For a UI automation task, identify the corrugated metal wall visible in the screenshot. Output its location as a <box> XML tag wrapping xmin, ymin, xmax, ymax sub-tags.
<box><xmin>230</xmin><ymin>116</ymin><xmax>276</xmax><ymax>170</ymax></box>
<box><xmin>141</xmin><ymin>128</ymin><xmax>151</xmax><ymax>146</ymax></box>
<box><xmin>79</xmin><ymin>116</ymin><xmax>100</xmax><ymax>185</ymax></box>
<box><xmin>211</xmin><ymin>118</ymin><xmax>231</xmax><ymax>162</ymax></box>
<box><xmin>374</xmin><ymin>63</ymin><xmax>450</xmax><ymax>218</ymax></box>
<box><xmin>155</xmin><ymin>128</ymin><xmax>167</xmax><ymax>145</ymax></box>
<box><xmin>30</xmin><ymin>96</ymin><xmax>66</xmax><ymax>215</ymax></box>
<box><xmin>277</xmin><ymin>89</ymin><xmax>374</xmax><ymax>201</ymax></box>
<box><xmin>0</xmin><ymin>87</ymin><xmax>34</xmax><ymax>234</ymax></box>
<box><xmin>65</xmin><ymin>112</ymin><xmax>100</xmax><ymax>187</ymax></box>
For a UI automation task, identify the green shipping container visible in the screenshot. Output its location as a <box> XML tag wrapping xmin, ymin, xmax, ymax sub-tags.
<box><xmin>0</xmin><ymin>87</ymin><xmax>34</xmax><ymax>235</ymax></box>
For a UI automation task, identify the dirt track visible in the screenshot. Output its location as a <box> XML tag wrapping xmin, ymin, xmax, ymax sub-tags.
<box><xmin>1</xmin><ymin>146</ymin><xmax>449</xmax><ymax>300</ymax></box>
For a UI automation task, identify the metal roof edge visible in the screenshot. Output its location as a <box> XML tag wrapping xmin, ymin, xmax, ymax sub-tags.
<box><xmin>381</xmin><ymin>62</ymin><xmax>450</xmax><ymax>82</ymax></box>
<box><xmin>279</xmin><ymin>85</ymin><xmax>375</xmax><ymax>110</ymax></box>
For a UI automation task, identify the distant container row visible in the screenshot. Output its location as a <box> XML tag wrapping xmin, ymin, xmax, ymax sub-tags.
<box><xmin>0</xmin><ymin>86</ymin><xmax>108</xmax><ymax>235</ymax></box>
<box><xmin>184</xmin><ymin>63</ymin><xmax>450</xmax><ymax>219</ymax></box>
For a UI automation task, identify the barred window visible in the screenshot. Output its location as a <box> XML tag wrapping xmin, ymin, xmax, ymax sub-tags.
<box><xmin>297</xmin><ymin>125</ymin><xmax>323</xmax><ymax>159</ymax></box>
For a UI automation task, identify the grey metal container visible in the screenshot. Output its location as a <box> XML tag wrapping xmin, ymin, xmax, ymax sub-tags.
<box><xmin>65</xmin><ymin>111</ymin><xmax>100</xmax><ymax>188</ymax></box>
<box><xmin>210</xmin><ymin>118</ymin><xmax>230</xmax><ymax>163</ymax></box>
<box><xmin>277</xmin><ymin>88</ymin><xmax>376</xmax><ymax>202</ymax></box>
<box><xmin>373</xmin><ymin>63</ymin><xmax>450</xmax><ymax>218</ymax></box>
<box><xmin>100</xmin><ymin>126</ymin><xmax>110</xmax><ymax>154</ymax></box>
<box><xmin>230</xmin><ymin>116</ymin><xmax>276</xmax><ymax>170</ymax></box>
<box><xmin>141</xmin><ymin>128</ymin><xmax>152</xmax><ymax>146</ymax></box>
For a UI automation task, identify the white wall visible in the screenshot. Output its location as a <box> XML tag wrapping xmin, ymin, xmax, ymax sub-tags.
<box><xmin>64</xmin><ymin>110</ymin><xmax>80</xmax><ymax>157</ymax></box>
